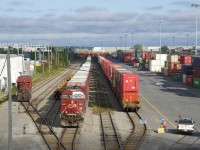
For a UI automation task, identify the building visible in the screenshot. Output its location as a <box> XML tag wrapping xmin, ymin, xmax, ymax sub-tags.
<box><xmin>0</xmin><ymin>54</ymin><xmax>29</xmax><ymax>90</ymax></box>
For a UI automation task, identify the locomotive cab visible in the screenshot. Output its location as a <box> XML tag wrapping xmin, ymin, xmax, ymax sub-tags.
<box><xmin>16</xmin><ymin>75</ymin><xmax>32</xmax><ymax>102</ymax></box>
<box><xmin>60</xmin><ymin>88</ymin><xmax>86</xmax><ymax>126</ymax></box>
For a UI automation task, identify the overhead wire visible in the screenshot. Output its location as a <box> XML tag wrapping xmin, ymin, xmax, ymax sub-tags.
<box><xmin>0</xmin><ymin>57</ymin><xmax>7</xmax><ymax>77</ymax></box>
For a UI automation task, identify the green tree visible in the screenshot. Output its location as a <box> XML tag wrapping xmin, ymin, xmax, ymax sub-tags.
<box><xmin>161</xmin><ymin>46</ymin><xmax>170</xmax><ymax>54</ymax></box>
<box><xmin>134</xmin><ymin>44</ymin><xmax>143</xmax><ymax>53</ymax></box>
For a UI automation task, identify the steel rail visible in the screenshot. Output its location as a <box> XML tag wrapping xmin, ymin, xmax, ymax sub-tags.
<box><xmin>24</xmin><ymin>102</ymin><xmax>67</xmax><ymax>150</ymax></box>
<box><xmin>100</xmin><ymin>113</ymin><xmax>108</xmax><ymax>150</ymax></box>
<box><xmin>109</xmin><ymin>112</ymin><xmax>121</xmax><ymax>149</ymax></box>
<box><xmin>50</xmin><ymin>106</ymin><xmax>60</xmax><ymax>129</ymax></box>
<box><xmin>39</xmin><ymin>100</ymin><xmax>58</xmax><ymax>129</ymax></box>
<box><xmin>72</xmin><ymin>127</ymin><xmax>79</xmax><ymax>150</ymax></box>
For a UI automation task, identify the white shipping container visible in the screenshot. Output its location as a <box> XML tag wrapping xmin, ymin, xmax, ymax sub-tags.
<box><xmin>149</xmin><ymin>60</ymin><xmax>165</xmax><ymax>67</ymax></box>
<box><xmin>149</xmin><ymin>65</ymin><xmax>161</xmax><ymax>72</ymax></box>
<box><xmin>183</xmin><ymin>74</ymin><xmax>186</xmax><ymax>84</ymax></box>
<box><xmin>145</xmin><ymin>63</ymin><xmax>149</xmax><ymax>69</ymax></box>
<box><xmin>155</xmin><ymin>54</ymin><xmax>167</xmax><ymax>61</ymax></box>
<box><xmin>163</xmin><ymin>67</ymin><xmax>168</xmax><ymax>76</ymax></box>
<box><xmin>168</xmin><ymin>55</ymin><xmax>179</xmax><ymax>62</ymax></box>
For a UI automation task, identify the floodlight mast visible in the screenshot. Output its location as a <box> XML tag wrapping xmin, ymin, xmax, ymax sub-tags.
<box><xmin>191</xmin><ymin>3</ymin><xmax>200</xmax><ymax>56</ymax></box>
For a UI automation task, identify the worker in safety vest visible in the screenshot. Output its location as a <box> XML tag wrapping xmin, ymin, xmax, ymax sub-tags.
<box><xmin>161</xmin><ymin>119</ymin><xmax>168</xmax><ymax>133</ymax></box>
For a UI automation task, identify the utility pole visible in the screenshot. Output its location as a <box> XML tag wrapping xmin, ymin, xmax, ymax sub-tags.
<box><xmin>191</xmin><ymin>3</ymin><xmax>200</xmax><ymax>56</ymax></box>
<box><xmin>120</xmin><ymin>37</ymin><xmax>122</xmax><ymax>50</ymax></box>
<box><xmin>124</xmin><ymin>34</ymin><xmax>128</xmax><ymax>51</ymax></box>
<box><xmin>35</xmin><ymin>45</ymin><xmax>37</xmax><ymax>77</ymax></box>
<box><xmin>186</xmin><ymin>33</ymin><xmax>189</xmax><ymax>49</ymax></box>
<box><xmin>131</xmin><ymin>33</ymin><xmax>134</xmax><ymax>52</ymax></box>
<box><xmin>51</xmin><ymin>46</ymin><xmax>53</xmax><ymax>70</ymax></box>
<box><xmin>7</xmin><ymin>47</ymin><xmax>12</xmax><ymax>150</ymax></box>
<box><xmin>48</xmin><ymin>45</ymin><xmax>50</xmax><ymax>73</ymax></box>
<box><xmin>42</xmin><ymin>44</ymin><xmax>44</xmax><ymax>76</ymax></box>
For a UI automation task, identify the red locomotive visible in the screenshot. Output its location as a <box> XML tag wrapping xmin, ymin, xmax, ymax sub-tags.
<box><xmin>98</xmin><ymin>56</ymin><xmax>141</xmax><ymax>110</ymax></box>
<box><xmin>16</xmin><ymin>75</ymin><xmax>32</xmax><ymax>102</ymax></box>
<box><xmin>60</xmin><ymin>56</ymin><xmax>91</xmax><ymax>126</ymax></box>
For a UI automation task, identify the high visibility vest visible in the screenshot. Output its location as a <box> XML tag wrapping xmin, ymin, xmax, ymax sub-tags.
<box><xmin>162</xmin><ymin>120</ymin><xmax>167</xmax><ymax>126</ymax></box>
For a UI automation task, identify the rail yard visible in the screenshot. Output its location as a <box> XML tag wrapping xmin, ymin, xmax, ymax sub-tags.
<box><xmin>0</xmin><ymin>52</ymin><xmax>200</xmax><ymax>150</ymax></box>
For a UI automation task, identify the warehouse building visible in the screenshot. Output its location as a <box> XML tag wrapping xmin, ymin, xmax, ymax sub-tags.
<box><xmin>0</xmin><ymin>54</ymin><xmax>30</xmax><ymax>91</ymax></box>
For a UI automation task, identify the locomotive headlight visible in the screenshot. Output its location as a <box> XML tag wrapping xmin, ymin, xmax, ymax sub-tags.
<box><xmin>80</xmin><ymin>107</ymin><xmax>82</xmax><ymax>110</ymax></box>
<box><xmin>71</xmin><ymin>100</ymin><xmax>74</xmax><ymax>104</ymax></box>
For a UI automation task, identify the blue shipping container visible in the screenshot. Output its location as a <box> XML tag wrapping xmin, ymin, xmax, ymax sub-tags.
<box><xmin>182</xmin><ymin>64</ymin><xmax>193</xmax><ymax>75</ymax></box>
<box><xmin>192</xmin><ymin>57</ymin><xmax>200</xmax><ymax>68</ymax></box>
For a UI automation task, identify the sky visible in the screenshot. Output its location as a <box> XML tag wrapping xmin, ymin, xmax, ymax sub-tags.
<box><xmin>0</xmin><ymin>0</ymin><xmax>200</xmax><ymax>47</ymax></box>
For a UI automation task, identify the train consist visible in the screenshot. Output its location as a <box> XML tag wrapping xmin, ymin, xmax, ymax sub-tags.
<box><xmin>16</xmin><ymin>75</ymin><xmax>32</xmax><ymax>102</ymax></box>
<box><xmin>60</xmin><ymin>56</ymin><xmax>91</xmax><ymax>126</ymax></box>
<box><xmin>98</xmin><ymin>56</ymin><xmax>141</xmax><ymax>110</ymax></box>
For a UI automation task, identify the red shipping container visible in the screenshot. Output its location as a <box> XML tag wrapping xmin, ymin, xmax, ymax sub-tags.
<box><xmin>109</xmin><ymin>64</ymin><xmax>121</xmax><ymax>81</ymax></box>
<box><xmin>115</xmin><ymin>70</ymin><xmax>132</xmax><ymax>94</ymax></box>
<box><xmin>121</xmin><ymin>91</ymin><xmax>139</xmax><ymax>102</ymax></box>
<box><xmin>141</xmin><ymin>53</ymin><xmax>145</xmax><ymax>59</ymax></box>
<box><xmin>120</xmin><ymin>73</ymin><xmax>139</xmax><ymax>92</ymax></box>
<box><xmin>186</xmin><ymin>75</ymin><xmax>193</xmax><ymax>86</ymax></box>
<box><xmin>193</xmin><ymin>68</ymin><xmax>200</xmax><ymax>78</ymax></box>
<box><xmin>180</xmin><ymin>55</ymin><xmax>192</xmax><ymax>64</ymax></box>
<box><xmin>174</xmin><ymin>63</ymin><xmax>182</xmax><ymax>72</ymax></box>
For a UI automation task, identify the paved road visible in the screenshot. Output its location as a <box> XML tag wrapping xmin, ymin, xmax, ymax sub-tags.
<box><xmin>112</xmin><ymin>60</ymin><xmax>200</xmax><ymax>150</ymax></box>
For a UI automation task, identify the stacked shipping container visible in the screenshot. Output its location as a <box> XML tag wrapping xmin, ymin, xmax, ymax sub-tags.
<box><xmin>98</xmin><ymin>56</ymin><xmax>141</xmax><ymax>109</ymax></box>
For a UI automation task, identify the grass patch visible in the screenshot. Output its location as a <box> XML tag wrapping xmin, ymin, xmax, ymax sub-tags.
<box><xmin>92</xmin><ymin>105</ymin><xmax>113</xmax><ymax>115</ymax></box>
<box><xmin>0</xmin><ymin>96</ymin><xmax>8</xmax><ymax>105</ymax></box>
<box><xmin>32</xmin><ymin>67</ymin><xmax>65</xmax><ymax>86</ymax></box>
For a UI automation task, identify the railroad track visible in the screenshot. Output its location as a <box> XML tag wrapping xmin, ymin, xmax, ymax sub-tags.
<box><xmin>21</xmin><ymin>102</ymin><xmax>67</xmax><ymax>150</ymax></box>
<box><xmin>90</xmin><ymin>58</ymin><xmax>122</xmax><ymax>150</ymax></box>
<box><xmin>121</xmin><ymin>111</ymin><xmax>146</xmax><ymax>150</ymax></box>
<box><xmin>100</xmin><ymin>112</ymin><xmax>121</xmax><ymax>150</ymax></box>
<box><xmin>20</xmin><ymin>63</ymin><xmax>81</xmax><ymax>150</ymax></box>
<box><xmin>58</xmin><ymin>127</ymin><xmax>79</xmax><ymax>150</ymax></box>
<box><xmin>28</xmin><ymin>64</ymin><xmax>81</xmax><ymax>110</ymax></box>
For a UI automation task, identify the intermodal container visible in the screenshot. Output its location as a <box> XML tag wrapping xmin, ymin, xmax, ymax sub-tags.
<box><xmin>193</xmin><ymin>78</ymin><xmax>200</xmax><ymax>89</ymax></box>
<box><xmin>121</xmin><ymin>92</ymin><xmax>138</xmax><ymax>102</ymax></box>
<box><xmin>182</xmin><ymin>64</ymin><xmax>193</xmax><ymax>75</ymax></box>
<box><xmin>173</xmin><ymin>73</ymin><xmax>183</xmax><ymax>82</ymax></box>
<box><xmin>168</xmin><ymin>55</ymin><xmax>179</xmax><ymax>62</ymax></box>
<box><xmin>193</xmin><ymin>68</ymin><xmax>200</xmax><ymax>78</ymax></box>
<box><xmin>192</xmin><ymin>57</ymin><xmax>200</xmax><ymax>68</ymax></box>
<box><xmin>186</xmin><ymin>75</ymin><xmax>193</xmax><ymax>86</ymax></box>
<box><xmin>180</xmin><ymin>55</ymin><xmax>192</xmax><ymax>64</ymax></box>
<box><xmin>120</xmin><ymin>73</ymin><xmax>139</xmax><ymax>92</ymax></box>
<box><xmin>183</xmin><ymin>74</ymin><xmax>186</xmax><ymax>84</ymax></box>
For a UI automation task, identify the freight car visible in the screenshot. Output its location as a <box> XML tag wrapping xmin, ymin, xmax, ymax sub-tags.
<box><xmin>16</xmin><ymin>75</ymin><xmax>32</xmax><ymax>102</ymax></box>
<box><xmin>60</xmin><ymin>56</ymin><xmax>91</xmax><ymax>126</ymax></box>
<box><xmin>98</xmin><ymin>56</ymin><xmax>141</xmax><ymax>110</ymax></box>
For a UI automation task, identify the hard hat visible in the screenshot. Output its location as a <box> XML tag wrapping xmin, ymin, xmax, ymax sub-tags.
<box><xmin>162</xmin><ymin>118</ymin><xmax>164</xmax><ymax>120</ymax></box>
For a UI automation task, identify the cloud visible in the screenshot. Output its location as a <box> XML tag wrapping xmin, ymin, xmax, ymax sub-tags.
<box><xmin>0</xmin><ymin>6</ymin><xmax>199</xmax><ymax>46</ymax></box>
<box><xmin>75</xmin><ymin>6</ymin><xmax>108</xmax><ymax>13</ymax></box>
<box><xmin>169</xmin><ymin>0</ymin><xmax>191</xmax><ymax>7</ymax></box>
<box><xmin>145</xmin><ymin>5</ymin><xmax>164</xmax><ymax>10</ymax></box>
<box><xmin>9</xmin><ymin>0</ymin><xmax>32</xmax><ymax>6</ymax></box>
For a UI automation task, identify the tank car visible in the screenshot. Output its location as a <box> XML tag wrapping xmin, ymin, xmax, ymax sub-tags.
<box><xmin>60</xmin><ymin>57</ymin><xmax>91</xmax><ymax>126</ymax></box>
<box><xmin>16</xmin><ymin>75</ymin><xmax>32</xmax><ymax>102</ymax></box>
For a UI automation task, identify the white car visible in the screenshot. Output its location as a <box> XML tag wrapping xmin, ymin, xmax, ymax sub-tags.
<box><xmin>175</xmin><ymin>117</ymin><xmax>195</xmax><ymax>134</ymax></box>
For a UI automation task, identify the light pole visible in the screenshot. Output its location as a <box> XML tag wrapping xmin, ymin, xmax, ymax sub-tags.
<box><xmin>120</xmin><ymin>37</ymin><xmax>123</xmax><ymax>50</ymax></box>
<box><xmin>191</xmin><ymin>3</ymin><xmax>200</xmax><ymax>55</ymax></box>
<box><xmin>157</xmin><ymin>20</ymin><xmax>164</xmax><ymax>54</ymax></box>
<box><xmin>140</xmin><ymin>28</ymin><xmax>146</xmax><ymax>52</ymax></box>
<box><xmin>131</xmin><ymin>33</ymin><xmax>134</xmax><ymax>52</ymax></box>
<box><xmin>172</xmin><ymin>36</ymin><xmax>174</xmax><ymax>49</ymax></box>
<box><xmin>124</xmin><ymin>34</ymin><xmax>128</xmax><ymax>51</ymax></box>
<box><xmin>186</xmin><ymin>33</ymin><xmax>189</xmax><ymax>49</ymax></box>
